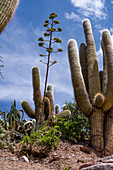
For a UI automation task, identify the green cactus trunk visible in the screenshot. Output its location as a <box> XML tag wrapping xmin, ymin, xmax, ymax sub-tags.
<box><xmin>89</xmin><ymin>107</ymin><xmax>104</xmax><ymax>154</ymax></box>
<box><xmin>68</xmin><ymin>19</ymin><xmax>113</xmax><ymax>157</ymax></box>
<box><xmin>68</xmin><ymin>39</ymin><xmax>104</xmax><ymax>154</ymax></box>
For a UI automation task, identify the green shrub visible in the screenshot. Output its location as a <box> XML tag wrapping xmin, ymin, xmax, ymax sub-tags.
<box><xmin>38</xmin><ymin>125</ymin><xmax>61</xmax><ymax>151</ymax></box>
<box><xmin>54</xmin><ymin>99</ymin><xmax>90</xmax><ymax>143</ymax></box>
<box><xmin>20</xmin><ymin>121</ymin><xmax>61</xmax><ymax>158</ymax></box>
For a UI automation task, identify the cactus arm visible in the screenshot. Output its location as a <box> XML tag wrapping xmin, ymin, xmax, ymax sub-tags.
<box><xmin>32</xmin><ymin>66</ymin><xmax>42</xmax><ymax>107</ymax></box>
<box><xmin>55</xmin><ymin>104</ymin><xmax>60</xmax><ymax>114</ymax></box>
<box><xmin>93</xmin><ymin>93</ymin><xmax>105</xmax><ymax>108</ymax></box>
<box><xmin>101</xmin><ymin>39</ymin><xmax>108</xmax><ymax>94</ymax></box>
<box><xmin>102</xmin><ymin>30</ymin><xmax>113</xmax><ymax>111</ymax></box>
<box><xmin>79</xmin><ymin>43</ymin><xmax>89</xmax><ymax>94</ymax></box>
<box><xmin>56</xmin><ymin>110</ymin><xmax>71</xmax><ymax>119</ymax></box>
<box><xmin>83</xmin><ymin>19</ymin><xmax>100</xmax><ymax>101</ymax></box>
<box><xmin>68</xmin><ymin>39</ymin><xmax>92</xmax><ymax>116</ymax></box>
<box><xmin>47</xmin><ymin>84</ymin><xmax>53</xmax><ymax>96</ymax></box>
<box><xmin>0</xmin><ymin>0</ymin><xmax>19</xmax><ymax>33</ymax></box>
<box><xmin>45</xmin><ymin>90</ymin><xmax>54</xmax><ymax>116</ymax></box>
<box><xmin>44</xmin><ymin>97</ymin><xmax>51</xmax><ymax>120</ymax></box>
<box><xmin>32</xmin><ymin>66</ymin><xmax>43</xmax><ymax>123</ymax></box>
<box><xmin>21</xmin><ymin>100</ymin><xmax>35</xmax><ymax>118</ymax></box>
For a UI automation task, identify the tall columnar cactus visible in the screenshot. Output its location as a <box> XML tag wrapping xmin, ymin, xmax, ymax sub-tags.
<box><xmin>68</xmin><ymin>19</ymin><xmax>113</xmax><ymax>157</ymax></box>
<box><xmin>21</xmin><ymin>66</ymin><xmax>52</xmax><ymax>130</ymax></box>
<box><xmin>0</xmin><ymin>0</ymin><xmax>19</xmax><ymax>33</ymax></box>
<box><xmin>21</xmin><ymin>66</ymin><xmax>71</xmax><ymax>130</ymax></box>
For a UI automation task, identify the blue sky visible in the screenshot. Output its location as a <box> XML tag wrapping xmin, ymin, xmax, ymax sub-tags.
<box><xmin>0</xmin><ymin>0</ymin><xmax>113</xmax><ymax>118</ymax></box>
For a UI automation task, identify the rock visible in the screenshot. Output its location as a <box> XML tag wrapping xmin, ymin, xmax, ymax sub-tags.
<box><xmin>97</xmin><ymin>155</ymin><xmax>113</xmax><ymax>162</ymax></box>
<box><xmin>77</xmin><ymin>158</ymin><xmax>93</xmax><ymax>163</ymax></box>
<box><xmin>79</xmin><ymin>162</ymin><xmax>95</xmax><ymax>169</ymax></box>
<box><xmin>105</xmin><ymin>159</ymin><xmax>113</xmax><ymax>163</ymax></box>
<box><xmin>80</xmin><ymin>146</ymin><xmax>91</xmax><ymax>154</ymax></box>
<box><xmin>9</xmin><ymin>157</ymin><xmax>18</xmax><ymax>161</ymax></box>
<box><xmin>80</xmin><ymin>163</ymin><xmax>113</xmax><ymax>170</ymax></box>
<box><xmin>19</xmin><ymin>155</ymin><xmax>29</xmax><ymax>162</ymax></box>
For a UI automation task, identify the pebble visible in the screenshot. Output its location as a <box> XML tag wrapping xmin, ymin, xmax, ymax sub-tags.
<box><xmin>19</xmin><ymin>155</ymin><xmax>29</xmax><ymax>162</ymax></box>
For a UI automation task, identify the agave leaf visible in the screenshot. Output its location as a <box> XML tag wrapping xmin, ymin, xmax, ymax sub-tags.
<box><xmin>12</xmin><ymin>130</ymin><xmax>24</xmax><ymax>137</ymax></box>
<box><xmin>0</xmin><ymin>105</ymin><xmax>8</xmax><ymax>113</ymax></box>
<box><xmin>23</xmin><ymin>121</ymin><xmax>33</xmax><ymax>130</ymax></box>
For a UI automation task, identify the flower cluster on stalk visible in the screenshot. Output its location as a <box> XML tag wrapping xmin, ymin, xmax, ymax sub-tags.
<box><xmin>38</xmin><ymin>12</ymin><xmax>63</xmax><ymax>67</ymax></box>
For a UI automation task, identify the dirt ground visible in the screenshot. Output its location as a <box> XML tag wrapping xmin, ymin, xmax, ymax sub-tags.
<box><xmin>0</xmin><ymin>141</ymin><xmax>100</xmax><ymax>170</ymax></box>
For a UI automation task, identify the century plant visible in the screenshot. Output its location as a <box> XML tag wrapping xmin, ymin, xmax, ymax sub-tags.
<box><xmin>68</xmin><ymin>19</ymin><xmax>113</xmax><ymax>157</ymax></box>
<box><xmin>0</xmin><ymin>100</ymin><xmax>22</xmax><ymax>130</ymax></box>
<box><xmin>38</xmin><ymin>12</ymin><xmax>63</xmax><ymax>108</ymax></box>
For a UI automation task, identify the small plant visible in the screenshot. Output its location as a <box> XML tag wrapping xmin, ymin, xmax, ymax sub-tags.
<box><xmin>20</xmin><ymin>121</ymin><xmax>61</xmax><ymax>158</ymax></box>
<box><xmin>0</xmin><ymin>100</ymin><xmax>23</xmax><ymax>130</ymax></box>
<box><xmin>20</xmin><ymin>121</ymin><xmax>48</xmax><ymax>157</ymax></box>
<box><xmin>63</xmin><ymin>164</ymin><xmax>68</xmax><ymax>170</ymax></box>
<box><xmin>0</xmin><ymin>125</ymin><xmax>15</xmax><ymax>152</ymax></box>
<box><xmin>0</xmin><ymin>125</ymin><xmax>9</xmax><ymax>149</ymax></box>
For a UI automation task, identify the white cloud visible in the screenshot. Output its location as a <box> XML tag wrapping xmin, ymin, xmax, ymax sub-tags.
<box><xmin>110</xmin><ymin>27</ymin><xmax>113</xmax><ymax>34</ymax></box>
<box><xmin>67</xmin><ymin>0</ymin><xmax>106</xmax><ymax>20</ymax></box>
<box><xmin>111</xmin><ymin>1</ymin><xmax>113</xmax><ymax>4</ymax></box>
<box><xmin>65</xmin><ymin>12</ymin><xmax>83</xmax><ymax>21</ymax></box>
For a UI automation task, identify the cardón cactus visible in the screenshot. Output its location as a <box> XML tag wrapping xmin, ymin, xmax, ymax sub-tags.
<box><xmin>0</xmin><ymin>0</ymin><xmax>19</xmax><ymax>33</ymax></box>
<box><xmin>21</xmin><ymin>66</ymin><xmax>71</xmax><ymax>129</ymax></box>
<box><xmin>68</xmin><ymin>19</ymin><xmax>113</xmax><ymax>157</ymax></box>
<box><xmin>21</xmin><ymin>66</ymin><xmax>53</xmax><ymax>130</ymax></box>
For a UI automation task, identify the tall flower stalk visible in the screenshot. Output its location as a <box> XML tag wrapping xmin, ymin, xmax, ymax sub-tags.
<box><xmin>38</xmin><ymin>12</ymin><xmax>63</xmax><ymax>109</ymax></box>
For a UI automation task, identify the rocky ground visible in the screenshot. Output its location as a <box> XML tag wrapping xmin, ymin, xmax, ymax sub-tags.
<box><xmin>0</xmin><ymin>141</ymin><xmax>113</xmax><ymax>170</ymax></box>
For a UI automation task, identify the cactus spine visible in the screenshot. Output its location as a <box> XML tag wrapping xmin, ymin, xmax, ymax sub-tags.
<box><xmin>0</xmin><ymin>0</ymin><xmax>19</xmax><ymax>33</ymax></box>
<box><xmin>68</xmin><ymin>19</ymin><xmax>113</xmax><ymax>156</ymax></box>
